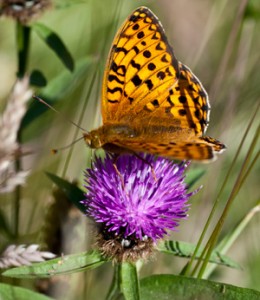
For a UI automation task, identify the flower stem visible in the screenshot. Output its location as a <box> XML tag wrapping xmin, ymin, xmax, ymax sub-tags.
<box><xmin>120</xmin><ymin>262</ymin><xmax>140</xmax><ymax>300</ymax></box>
<box><xmin>106</xmin><ymin>262</ymin><xmax>140</xmax><ymax>300</ymax></box>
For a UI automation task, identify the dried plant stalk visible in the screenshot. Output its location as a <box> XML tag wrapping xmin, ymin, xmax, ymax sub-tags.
<box><xmin>0</xmin><ymin>76</ymin><xmax>32</xmax><ymax>193</ymax></box>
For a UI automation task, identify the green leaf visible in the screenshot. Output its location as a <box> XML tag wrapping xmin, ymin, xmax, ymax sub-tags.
<box><xmin>21</xmin><ymin>56</ymin><xmax>94</xmax><ymax>129</ymax></box>
<box><xmin>185</xmin><ymin>168</ymin><xmax>205</xmax><ymax>189</ymax></box>
<box><xmin>140</xmin><ymin>275</ymin><xmax>260</xmax><ymax>300</ymax></box>
<box><xmin>32</xmin><ymin>23</ymin><xmax>74</xmax><ymax>72</ymax></box>
<box><xmin>45</xmin><ymin>172</ymin><xmax>86</xmax><ymax>213</ymax></box>
<box><xmin>3</xmin><ymin>251</ymin><xmax>105</xmax><ymax>278</ymax></box>
<box><xmin>245</xmin><ymin>0</ymin><xmax>260</xmax><ymax>19</ymax></box>
<box><xmin>0</xmin><ymin>209</ymin><xmax>13</xmax><ymax>238</ymax></box>
<box><xmin>203</xmin><ymin>203</ymin><xmax>260</xmax><ymax>279</ymax></box>
<box><xmin>30</xmin><ymin>70</ymin><xmax>47</xmax><ymax>87</ymax></box>
<box><xmin>120</xmin><ymin>263</ymin><xmax>140</xmax><ymax>300</ymax></box>
<box><xmin>0</xmin><ymin>283</ymin><xmax>53</xmax><ymax>300</ymax></box>
<box><xmin>157</xmin><ymin>240</ymin><xmax>241</xmax><ymax>269</ymax></box>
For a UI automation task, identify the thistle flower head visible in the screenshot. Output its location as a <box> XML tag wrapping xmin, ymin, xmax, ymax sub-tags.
<box><xmin>83</xmin><ymin>154</ymin><xmax>198</xmax><ymax>262</ymax></box>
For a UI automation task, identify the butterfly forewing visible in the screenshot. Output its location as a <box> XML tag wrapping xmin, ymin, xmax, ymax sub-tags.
<box><xmin>102</xmin><ymin>6</ymin><xmax>179</xmax><ymax>123</ymax></box>
<box><xmin>87</xmin><ymin>6</ymin><xmax>226</xmax><ymax>161</ymax></box>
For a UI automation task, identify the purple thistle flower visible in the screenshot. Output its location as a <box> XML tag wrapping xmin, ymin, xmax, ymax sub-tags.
<box><xmin>83</xmin><ymin>154</ymin><xmax>197</xmax><ymax>244</ymax></box>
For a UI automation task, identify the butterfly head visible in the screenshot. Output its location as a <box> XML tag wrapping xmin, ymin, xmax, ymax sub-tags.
<box><xmin>83</xmin><ymin>130</ymin><xmax>103</xmax><ymax>149</ymax></box>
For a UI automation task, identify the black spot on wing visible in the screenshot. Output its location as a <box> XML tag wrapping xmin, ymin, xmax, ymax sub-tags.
<box><xmin>145</xmin><ymin>79</ymin><xmax>153</xmax><ymax>90</ymax></box>
<box><xmin>156</xmin><ymin>42</ymin><xmax>164</xmax><ymax>50</ymax></box>
<box><xmin>178</xmin><ymin>96</ymin><xmax>187</xmax><ymax>104</ymax></box>
<box><xmin>148</xmin><ymin>63</ymin><xmax>156</xmax><ymax>70</ymax></box>
<box><xmin>161</xmin><ymin>54</ymin><xmax>169</xmax><ymax>62</ymax></box>
<box><xmin>129</xmin><ymin>14</ymin><xmax>140</xmax><ymax>22</ymax></box>
<box><xmin>108</xmin><ymin>99</ymin><xmax>119</xmax><ymax>103</ymax></box>
<box><xmin>137</xmin><ymin>31</ymin><xmax>145</xmax><ymax>39</ymax></box>
<box><xmin>178</xmin><ymin>109</ymin><xmax>187</xmax><ymax>116</ymax></box>
<box><xmin>108</xmin><ymin>75</ymin><xmax>124</xmax><ymax>84</ymax></box>
<box><xmin>132</xmin><ymin>75</ymin><xmax>142</xmax><ymax>86</ymax></box>
<box><xmin>151</xmin><ymin>99</ymin><xmax>159</xmax><ymax>108</ymax></box>
<box><xmin>107</xmin><ymin>87</ymin><xmax>123</xmax><ymax>94</ymax></box>
<box><xmin>157</xmin><ymin>71</ymin><xmax>166</xmax><ymax>80</ymax></box>
<box><xmin>167</xmin><ymin>96</ymin><xmax>174</xmax><ymax>106</ymax></box>
<box><xmin>133</xmin><ymin>46</ymin><xmax>139</xmax><ymax>54</ymax></box>
<box><xmin>132</xmin><ymin>23</ymin><xmax>139</xmax><ymax>30</ymax></box>
<box><xmin>111</xmin><ymin>61</ymin><xmax>126</xmax><ymax>76</ymax></box>
<box><xmin>143</xmin><ymin>50</ymin><xmax>151</xmax><ymax>58</ymax></box>
<box><xmin>130</xmin><ymin>60</ymin><xmax>141</xmax><ymax>70</ymax></box>
<box><xmin>115</xmin><ymin>47</ymin><xmax>127</xmax><ymax>54</ymax></box>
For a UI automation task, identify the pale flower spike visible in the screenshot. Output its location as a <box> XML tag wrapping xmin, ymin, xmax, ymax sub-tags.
<box><xmin>0</xmin><ymin>244</ymin><xmax>56</xmax><ymax>269</ymax></box>
<box><xmin>0</xmin><ymin>76</ymin><xmax>32</xmax><ymax>193</ymax></box>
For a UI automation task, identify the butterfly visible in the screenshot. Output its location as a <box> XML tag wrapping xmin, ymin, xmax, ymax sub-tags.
<box><xmin>83</xmin><ymin>6</ymin><xmax>226</xmax><ymax>160</ymax></box>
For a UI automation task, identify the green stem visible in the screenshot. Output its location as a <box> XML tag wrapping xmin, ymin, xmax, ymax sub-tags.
<box><xmin>13</xmin><ymin>22</ymin><xmax>31</xmax><ymax>238</ymax></box>
<box><xmin>197</xmin><ymin>124</ymin><xmax>259</xmax><ymax>278</ymax></box>
<box><xmin>204</xmin><ymin>202</ymin><xmax>260</xmax><ymax>278</ymax></box>
<box><xmin>183</xmin><ymin>104</ymin><xmax>259</xmax><ymax>277</ymax></box>
<box><xmin>14</xmin><ymin>161</ymin><xmax>21</xmax><ymax>238</ymax></box>
<box><xmin>16</xmin><ymin>23</ymin><xmax>31</xmax><ymax>78</ymax></box>
<box><xmin>61</xmin><ymin>71</ymin><xmax>98</xmax><ymax>178</ymax></box>
<box><xmin>119</xmin><ymin>262</ymin><xmax>140</xmax><ymax>300</ymax></box>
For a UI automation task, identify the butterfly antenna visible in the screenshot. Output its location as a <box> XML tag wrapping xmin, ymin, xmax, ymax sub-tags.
<box><xmin>52</xmin><ymin>136</ymin><xmax>85</xmax><ymax>154</ymax></box>
<box><xmin>33</xmin><ymin>95</ymin><xmax>87</xmax><ymax>132</ymax></box>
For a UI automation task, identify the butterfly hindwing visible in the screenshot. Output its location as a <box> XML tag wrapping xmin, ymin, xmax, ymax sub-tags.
<box><xmin>112</xmin><ymin>136</ymin><xmax>225</xmax><ymax>160</ymax></box>
<box><xmin>142</xmin><ymin>62</ymin><xmax>210</xmax><ymax>135</ymax></box>
<box><xmin>165</xmin><ymin>63</ymin><xmax>210</xmax><ymax>135</ymax></box>
<box><xmin>127</xmin><ymin>62</ymin><xmax>210</xmax><ymax>136</ymax></box>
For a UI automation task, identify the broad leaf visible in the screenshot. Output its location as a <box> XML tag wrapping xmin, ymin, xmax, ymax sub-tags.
<box><xmin>0</xmin><ymin>283</ymin><xmax>53</xmax><ymax>300</ymax></box>
<box><xmin>140</xmin><ymin>275</ymin><xmax>260</xmax><ymax>300</ymax></box>
<box><xmin>0</xmin><ymin>209</ymin><xmax>13</xmax><ymax>238</ymax></box>
<box><xmin>22</xmin><ymin>56</ymin><xmax>94</xmax><ymax>129</ymax></box>
<box><xmin>3</xmin><ymin>251</ymin><xmax>105</xmax><ymax>278</ymax></box>
<box><xmin>46</xmin><ymin>172</ymin><xmax>86</xmax><ymax>213</ymax></box>
<box><xmin>33</xmin><ymin>23</ymin><xmax>74</xmax><ymax>72</ymax></box>
<box><xmin>30</xmin><ymin>70</ymin><xmax>47</xmax><ymax>87</ymax></box>
<box><xmin>185</xmin><ymin>168</ymin><xmax>205</xmax><ymax>189</ymax></box>
<box><xmin>157</xmin><ymin>240</ymin><xmax>241</xmax><ymax>269</ymax></box>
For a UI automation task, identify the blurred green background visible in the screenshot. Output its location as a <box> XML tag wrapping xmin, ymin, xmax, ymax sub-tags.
<box><xmin>0</xmin><ymin>0</ymin><xmax>259</xmax><ymax>299</ymax></box>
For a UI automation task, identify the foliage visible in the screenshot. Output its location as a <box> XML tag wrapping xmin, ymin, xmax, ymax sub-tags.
<box><xmin>0</xmin><ymin>0</ymin><xmax>259</xmax><ymax>299</ymax></box>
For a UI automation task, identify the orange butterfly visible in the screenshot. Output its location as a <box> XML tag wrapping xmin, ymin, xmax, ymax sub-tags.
<box><xmin>84</xmin><ymin>6</ymin><xmax>226</xmax><ymax>160</ymax></box>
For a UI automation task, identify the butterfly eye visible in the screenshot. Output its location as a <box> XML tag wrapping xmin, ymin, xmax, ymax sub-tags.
<box><xmin>83</xmin><ymin>133</ymin><xmax>97</xmax><ymax>148</ymax></box>
<box><xmin>92</xmin><ymin>135</ymin><xmax>102</xmax><ymax>148</ymax></box>
<box><xmin>83</xmin><ymin>133</ymin><xmax>91</xmax><ymax>146</ymax></box>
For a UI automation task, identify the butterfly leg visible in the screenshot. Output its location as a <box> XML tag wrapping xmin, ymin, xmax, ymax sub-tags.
<box><xmin>112</xmin><ymin>154</ymin><xmax>125</xmax><ymax>189</ymax></box>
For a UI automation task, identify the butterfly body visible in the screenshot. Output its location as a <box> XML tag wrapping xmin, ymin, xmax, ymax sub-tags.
<box><xmin>84</xmin><ymin>6</ymin><xmax>226</xmax><ymax>161</ymax></box>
